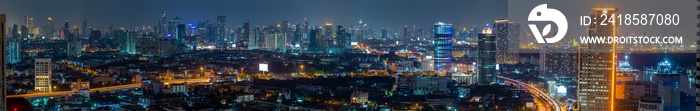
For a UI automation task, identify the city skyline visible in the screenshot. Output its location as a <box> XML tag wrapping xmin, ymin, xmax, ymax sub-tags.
<box><xmin>0</xmin><ymin>0</ymin><xmax>507</xmax><ymax>31</ymax></box>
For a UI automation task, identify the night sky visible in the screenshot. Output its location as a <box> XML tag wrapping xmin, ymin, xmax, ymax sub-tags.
<box><xmin>0</xmin><ymin>0</ymin><xmax>507</xmax><ymax>31</ymax></box>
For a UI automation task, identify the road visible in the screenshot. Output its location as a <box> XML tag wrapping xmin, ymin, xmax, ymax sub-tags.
<box><xmin>498</xmin><ymin>76</ymin><xmax>562</xmax><ymax>111</ymax></box>
<box><xmin>8</xmin><ymin>78</ymin><xmax>209</xmax><ymax>98</ymax></box>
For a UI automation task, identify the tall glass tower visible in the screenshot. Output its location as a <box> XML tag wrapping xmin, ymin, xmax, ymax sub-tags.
<box><xmin>433</xmin><ymin>22</ymin><xmax>452</xmax><ymax>73</ymax></box>
<box><xmin>477</xmin><ymin>25</ymin><xmax>497</xmax><ymax>85</ymax></box>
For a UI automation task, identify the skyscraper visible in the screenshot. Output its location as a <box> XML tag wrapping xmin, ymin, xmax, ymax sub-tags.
<box><xmin>82</xmin><ymin>18</ymin><xmax>88</xmax><ymax>37</ymax></box>
<box><xmin>34</xmin><ymin>58</ymin><xmax>52</xmax><ymax>93</ymax></box>
<box><xmin>45</xmin><ymin>17</ymin><xmax>54</xmax><ymax>38</ymax></box>
<box><xmin>477</xmin><ymin>25</ymin><xmax>496</xmax><ymax>85</ymax></box>
<box><xmin>160</xmin><ymin>9</ymin><xmax>167</xmax><ymax>37</ymax></box>
<box><xmin>7</xmin><ymin>41</ymin><xmax>20</xmax><ymax>64</ymax></box>
<box><xmin>433</xmin><ymin>22</ymin><xmax>452</xmax><ymax>73</ymax></box>
<box><xmin>492</xmin><ymin>19</ymin><xmax>520</xmax><ymax>65</ymax></box>
<box><xmin>308</xmin><ymin>28</ymin><xmax>319</xmax><ymax>52</ymax></box>
<box><xmin>216</xmin><ymin>16</ymin><xmax>227</xmax><ymax>48</ymax></box>
<box><xmin>336</xmin><ymin>25</ymin><xmax>350</xmax><ymax>51</ymax></box>
<box><xmin>117</xmin><ymin>30</ymin><xmax>137</xmax><ymax>54</ymax></box>
<box><xmin>67</xmin><ymin>26</ymin><xmax>82</xmax><ymax>58</ymax></box>
<box><xmin>578</xmin><ymin>7</ymin><xmax>617</xmax><ymax>111</ymax></box>
<box><xmin>0</xmin><ymin>14</ymin><xmax>6</xmax><ymax>111</ymax></box>
<box><xmin>242</xmin><ymin>20</ymin><xmax>250</xmax><ymax>50</ymax></box>
<box><xmin>89</xmin><ymin>30</ymin><xmax>100</xmax><ymax>47</ymax></box>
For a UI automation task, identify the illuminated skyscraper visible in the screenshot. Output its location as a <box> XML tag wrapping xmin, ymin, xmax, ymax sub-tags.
<box><xmin>477</xmin><ymin>25</ymin><xmax>496</xmax><ymax>85</ymax></box>
<box><xmin>44</xmin><ymin>17</ymin><xmax>54</xmax><ymax>38</ymax></box>
<box><xmin>67</xmin><ymin>26</ymin><xmax>82</xmax><ymax>58</ymax></box>
<box><xmin>34</xmin><ymin>58</ymin><xmax>52</xmax><ymax>93</ymax></box>
<box><xmin>117</xmin><ymin>30</ymin><xmax>137</xmax><ymax>54</ymax></box>
<box><xmin>492</xmin><ymin>19</ymin><xmax>520</xmax><ymax>65</ymax></box>
<box><xmin>7</xmin><ymin>40</ymin><xmax>21</xmax><ymax>64</ymax></box>
<box><xmin>578</xmin><ymin>7</ymin><xmax>617</xmax><ymax>111</ymax></box>
<box><xmin>433</xmin><ymin>22</ymin><xmax>452</xmax><ymax>73</ymax></box>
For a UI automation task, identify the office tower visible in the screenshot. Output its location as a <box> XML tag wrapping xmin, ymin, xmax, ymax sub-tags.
<box><xmin>63</xmin><ymin>21</ymin><xmax>69</xmax><ymax>38</ymax></box>
<box><xmin>0</xmin><ymin>14</ymin><xmax>6</xmax><ymax>111</ymax></box>
<box><xmin>67</xmin><ymin>26</ymin><xmax>82</xmax><ymax>58</ymax></box>
<box><xmin>242</xmin><ymin>20</ymin><xmax>250</xmax><ymax>49</ymax></box>
<box><xmin>216</xmin><ymin>16</ymin><xmax>226</xmax><ymax>48</ymax></box>
<box><xmin>11</xmin><ymin>24</ymin><xmax>18</xmax><ymax>38</ymax></box>
<box><xmin>176</xmin><ymin>24</ymin><xmax>186</xmax><ymax>44</ymax></box>
<box><xmin>34</xmin><ymin>58</ymin><xmax>52</xmax><ymax>93</ymax></box>
<box><xmin>20</xmin><ymin>25</ymin><xmax>27</xmax><ymax>39</ymax></box>
<box><xmin>45</xmin><ymin>17</ymin><xmax>54</xmax><ymax>38</ymax></box>
<box><xmin>493</xmin><ymin>19</ymin><xmax>520</xmax><ymax>65</ymax></box>
<box><xmin>477</xmin><ymin>25</ymin><xmax>496</xmax><ymax>85</ymax></box>
<box><xmin>117</xmin><ymin>30</ymin><xmax>137</xmax><ymax>54</ymax></box>
<box><xmin>403</xmin><ymin>25</ymin><xmax>409</xmax><ymax>40</ymax></box>
<box><xmin>433</xmin><ymin>22</ymin><xmax>453</xmax><ymax>73</ymax></box>
<box><xmin>308</xmin><ymin>28</ymin><xmax>318</xmax><ymax>52</ymax></box>
<box><xmin>168</xmin><ymin>17</ymin><xmax>181</xmax><ymax>38</ymax></box>
<box><xmin>25</xmin><ymin>15</ymin><xmax>34</xmax><ymax>37</ymax></box>
<box><xmin>89</xmin><ymin>30</ymin><xmax>101</xmax><ymax>48</ymax></box>
<box><xmin>336</xmin><ymin>25</ymin><xmax>350</xmax><ymax>50</ymax></box>
<box><xmin>578</xmin><ymin>7</ymin><xmax>617</xmax><ymax>111</ymax></box>
<box><xmin>160</xmin><ymin>9</ymin><xmax>167</xmax><ymax>37</ymax></box>
<box><xmin>82</xmin><ymin>18</ymin><xmax>87</xmax><ymax>37</ymax></box>
<box><xmin>381</xmin><ymin>28</ymin><xmax>388</xmax><ymax>39</ymax></box>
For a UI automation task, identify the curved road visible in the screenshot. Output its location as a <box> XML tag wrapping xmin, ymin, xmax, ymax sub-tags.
<box><xmin>498</xmin><ymin>76</ymin><xmax>562</xmax><ymax>111</ymax></box>
<box><xmin>8</xmin><ymin>78</ymin><xmax>209</xmax><ymax>98</ymax></box>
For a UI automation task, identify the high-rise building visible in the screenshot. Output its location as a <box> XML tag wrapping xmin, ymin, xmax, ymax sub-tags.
<box><xmin>117</xmin><ymin>30</ymin><xmax>137</xmax><ymax>54</ymax></box>
<box><xmin>336</xmin><ymin>25</ymin><xmax>350</xmax><ymax>51</ymax></box>
<box><xmin>242</xmin><ymin>20</ymin><xmax>250</xmax><ymax>50</ymax></box>
<box><xmin>477</xmin><ymin>25</ymin><xmax>496</xmax><ymax>85</ymax></box>
<box><xmin>89</xmin><ymin>30</ymin><xmax>101</xmax><ymax>49</ymax></box>
<box><xmin>34</xmin><ymin>58</ymin><xmax>52</xmax><ymax>93</ymax></box>
<box><xmin>7</xmin><ymin>41</ymin><xmax>20</xmax><ymax>64</ymax></box>
<box><xmin>433</xmin><ymin>22</ymin><xmax>453</xmax><ymax>73</ymax></box>
<box><xmin>541</xmin><ymin>45</ymin><xmax>578</xmax><ymax>78</ymax></box>
<box><xmin>45</xmin><ymin>17</ymin><xmax>54</xmax><ymax>38</ymax></box>
<box><xmin>381</xmin><ymin>28</ymin><xmax>388</xmax><ymax>39</ymax></box>
<box><xmin>20</xmin><ymin>25</ymin><xmax>28</xmax><ymax>39</ymax></box>
<box><xmin>82</xmin><ymin>18</ymin><xmax>88</xmax><ymax>37</ymax></box>
<box><xmin>62</xmin><ymin>21</ymin><xmax>69</xmax><ymax>38</ymax></box>
<box><xmin>578</xmin><ymin>7</ymin><xmax>617</xmax><ymax>111</ymax></box>
<box><xmin>216</xmin><ymin>16</ymin><xmax>227</xmax><ymax>48</ymax></box>
<box><xmin>493</xmin><ymin>19</ymin><xmax>520</xmax><ymax>65</ymax></box>
<box><xmin>0</xmin><ymin>14</ymin><xmax>6</xmax><ymax>111</ymax></box>
<box><xmin>308</xmin><ymin>28</ymin><xmax>319</xmax><ymax>52</ymax></box>
<box><xmin>174</xmin><ymin>24</ymin><xmax>186</xmax><ymax>45</ymax></box>
<box><xmin>11</xmin><ymin>24</ymin><xmax>18</xmax><ymax>38</ymax></box>
<box><xmin>67</xmin><ymin>26</ymin><xmax>82</xmax><ymax>58</ymax></box>
<box><xmin>25</xmin><ymin>15</ymin><xmax>34</xmax><ymax>37</ymax></box>
<box><xmin>160</xmin><ymin>9</ymin><xmax>167</xmax><ymax>37</ymax></box>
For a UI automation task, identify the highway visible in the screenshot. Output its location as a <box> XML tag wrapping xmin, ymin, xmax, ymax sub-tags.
<box><xmin>8</xmin><ymin>78</ymin><xmax>209</xmax><ymax>98</ymax></box>
<box><xmin>498</xmin><ymin>76</ymin><xmax>562</xmax><ymax>111</ymax></box>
